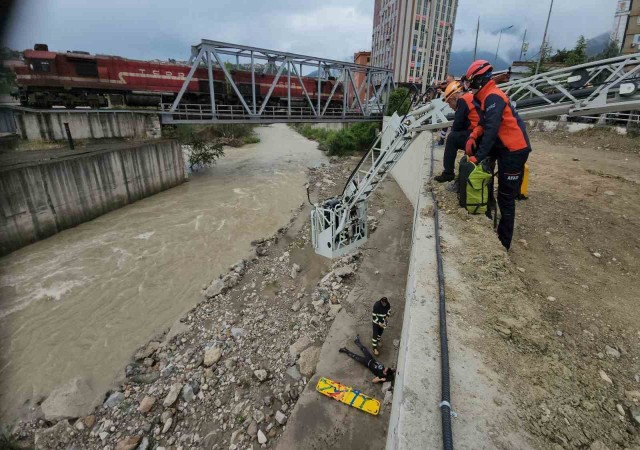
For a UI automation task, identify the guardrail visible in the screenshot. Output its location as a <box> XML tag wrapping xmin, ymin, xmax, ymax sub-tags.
<box><xmin>160</xmin><ymin>103</ymin><xmax>384</xmax><ymax>124</ymax></box>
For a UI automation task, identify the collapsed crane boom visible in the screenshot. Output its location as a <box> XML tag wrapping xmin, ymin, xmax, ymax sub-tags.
<box><xmin>311</xmin><ymin>53</ymin><xmax>640</xmax><ymax>258</ymax></box>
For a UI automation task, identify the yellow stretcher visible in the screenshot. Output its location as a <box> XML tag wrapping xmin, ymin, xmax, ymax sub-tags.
<box><xmin>315</xmin><ymin>376</ymin><xmax>380</xmax><ymax>416</ymax></box>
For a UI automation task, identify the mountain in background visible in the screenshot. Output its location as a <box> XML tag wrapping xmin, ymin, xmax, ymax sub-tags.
<box><xmin>447</xmin><ymin>50</ymin><xmax>510</xmax><ymax>76</ymax></box>
<box><xmin>585</xmin><ymin>32</ymin><xmax>611</xmax><ymax>57</ymax></box>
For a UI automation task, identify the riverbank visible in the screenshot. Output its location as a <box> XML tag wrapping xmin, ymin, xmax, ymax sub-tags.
<box><xmin>0</xmin><ymin>124</ymin><xmax>324</xmax><ymax>425</ymax></box>
<box><xmin>9</xmin><ymin>155</ymin><xmax>414</xmax><ymax>450</ymax></box>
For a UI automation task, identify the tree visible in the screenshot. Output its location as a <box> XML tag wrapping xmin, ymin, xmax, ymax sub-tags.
<box><xmin>565</xmin><ymin>35</ymin><xmax>587</xmax><ymax>66</ymax></box>
<box><xmin>593</xmin><ymin>40</ymin><xmax>620</xmax><ymax>61</ymax></box>
<box><xmin>385</xmin><ymin>87</ymin><xmax>411</xmax><ymax>116</ymax></box>
<box><xmin>188</xmin><ymin>135</ymin><xmax>224</xmax><ymax>172</ymax></box>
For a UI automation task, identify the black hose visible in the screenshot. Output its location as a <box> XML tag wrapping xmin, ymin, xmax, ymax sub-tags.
<box><xmin>429</xmin><ymin>137</ymin><xmax>454</xmax><ymax>450</ymax></box>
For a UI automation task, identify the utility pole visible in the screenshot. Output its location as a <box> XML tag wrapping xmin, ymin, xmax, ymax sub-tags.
<box><xmin>519</xmin><ymin>29</ymin><xmax>528</xmax><ymax>60</ymax></box>
<box><xmin>494</xmin><ymin>25</ymin><xmax>513</xmax><ymax>65</ymax></box>
<box><xmin>473</xmin><ymin>17</ymin><xmax>480</xmax><ymax>60</ymax></box>
<box><xmin>535</xmin><ymin>0</ymin><xmax>554</xmax><ymax>75</ymax></box>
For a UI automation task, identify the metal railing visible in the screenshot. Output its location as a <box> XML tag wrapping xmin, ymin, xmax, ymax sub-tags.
<box><xmin>160</xmin><ymin>103</ymin><xmax>384</xmax><ymax>123</ymax></box>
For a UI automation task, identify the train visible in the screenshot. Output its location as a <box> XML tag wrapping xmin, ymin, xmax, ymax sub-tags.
<box><xmin>12</xmin><ymin>44</ymin><xmax>344</xmax><ymax>109</ymax></box>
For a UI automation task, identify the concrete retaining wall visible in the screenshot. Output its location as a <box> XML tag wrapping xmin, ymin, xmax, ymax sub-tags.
<box><xmin>10</xmin><ymin>109</ymin><xmax>161</xmax><ymax>142</ymax></box>
<box><xmin>0</xmin><ymin>140</ymin><xmax>184</xmax><ymax>255</ymax></box>
<box><xmin>526</xmin><ymin>118</ymin><xmax>628</xmax><ymax>135</ymax></box>
<box><xmin>387</xmin><ymin>131</ymin><xmax>442</xmax><ymax>449</ymax></box>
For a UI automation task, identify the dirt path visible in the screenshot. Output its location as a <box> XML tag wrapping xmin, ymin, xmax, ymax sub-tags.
<box><xmin>434</xmin><ymin>129</ymin><xmax>640</xmax><ymax>449</ymax></box>
<box><xmin>277</xmin><ymin>179</ymin><xmax>412</xmax><ymax>450</ymax></box>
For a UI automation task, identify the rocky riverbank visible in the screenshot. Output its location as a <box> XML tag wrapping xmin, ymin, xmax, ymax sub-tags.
<box><xmin>9</xmin><ymin>158</ymin><xmax>374</xmax><ymax>450</ymax></box>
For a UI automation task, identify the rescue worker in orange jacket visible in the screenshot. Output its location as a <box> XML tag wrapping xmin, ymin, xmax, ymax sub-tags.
<box><xmin>464</xmin><ymin>60</ymin><xmax>531</xmax><ymax>250</ymax></box>
<box><xmin>434</xmin><ymin>80</ymin><xmax>482</xmax><ymax>182</ymax></box>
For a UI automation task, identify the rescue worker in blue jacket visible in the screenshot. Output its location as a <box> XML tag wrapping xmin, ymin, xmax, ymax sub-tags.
<box><xmin>434</xmin><ymin>80</ymin><xmax>482</xmax><ymax>182</ymax></box>
<box><xmin>464</xmin><ymin>60</ymin><xmax>532</xmax><ymax>250</ymax></box>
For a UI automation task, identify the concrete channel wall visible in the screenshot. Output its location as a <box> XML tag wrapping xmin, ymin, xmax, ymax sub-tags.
<box><xmin>8</xmin><ymin>108</ymin><xmax>161</xmax><ymax>141</ymax></box>
<box><xmin>388</xmin><ymin>131</ymin><xmax>443</xmax><ymax>449</ymax></box>
<box><xmin>0</xmin><ymin>140</ymin><xmax>184</xmax><ymax>256</ymax></box>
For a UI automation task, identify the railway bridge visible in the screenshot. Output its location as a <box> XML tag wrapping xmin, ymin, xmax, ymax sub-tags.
<box><xmin>162</xmin><ymin>40</ymin><xmax>395</xmax><ymax>124</ymax></box>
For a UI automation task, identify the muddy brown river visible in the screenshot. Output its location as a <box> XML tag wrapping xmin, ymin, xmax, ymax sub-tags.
<box><xmin>0</xmin><ymin>124</ymin><xmax>325</xmax><ymax>422</ymax></box>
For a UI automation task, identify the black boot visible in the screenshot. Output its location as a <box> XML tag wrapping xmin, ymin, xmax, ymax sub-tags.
<box><xmin>338</xmin><ymin>347</ymin><xmax>348</xmax><ymax>354</ymax></box>
<box><xmin>434</xmin><ymin>172</ymin><xmax>455</xmax><ymax>183</ymax></box>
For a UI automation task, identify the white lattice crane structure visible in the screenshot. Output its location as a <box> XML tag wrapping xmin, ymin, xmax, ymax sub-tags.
<box><xmin>311</xmin><ymin>53</ymin><xmax>640</xmax><ymax>258</ymax></box>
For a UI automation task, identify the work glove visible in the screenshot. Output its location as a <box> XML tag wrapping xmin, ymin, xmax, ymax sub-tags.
<box><xmin>465</xmin><ymin>137</ymin><xmax>477</xmax><ymax>156</ymax></box>
<box><xmin>469</xmin><ymin>156</ymin><xmax>478</xmax><ymax>165</ymax></box>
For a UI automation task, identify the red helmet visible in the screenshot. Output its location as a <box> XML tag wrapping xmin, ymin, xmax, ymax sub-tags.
<box><xmin>465</xmin><ymin>60</ymin><xmax>493</xmax><ymax>89</ymax></box>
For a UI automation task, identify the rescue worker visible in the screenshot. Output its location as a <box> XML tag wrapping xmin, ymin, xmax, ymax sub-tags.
<box><xmin>464</xmin><ymin>60</ymin><xmax>532</xmax><ymax>250</ymax></box>
<box><xmin>371</xmin><ymin>297</ymin><xmax>391</xmax><ymax>356</ymax></box>
<box><xmin>434</xmin><ymin>80</ymin><xmax>482</xmax><ymax>182</ymax></box>
<box><xmin>339</xmin><ymin>335</ymin><xmax>396</xmax><ymax>384</ymax></box>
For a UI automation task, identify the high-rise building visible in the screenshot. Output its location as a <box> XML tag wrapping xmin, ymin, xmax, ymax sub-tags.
<box><xmin>611</xmin><ymin>0</ymin><xmax>632</xmax><ymax>48</ymax></box>
<box><xmin>613</xmin><ymin>0</ymin><xmax>640</xmax><ymax>54</ymax></box>
<box><xmin>370</xmin><ymin>0</ymin><xmax>458</xmax><ymax>88</ymax></box>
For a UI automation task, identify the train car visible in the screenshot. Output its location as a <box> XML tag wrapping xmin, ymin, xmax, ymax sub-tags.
<box><xmin>13</xmin><ymin>44</ymin><xmax>343</xmax><ymax>109</ymax></box>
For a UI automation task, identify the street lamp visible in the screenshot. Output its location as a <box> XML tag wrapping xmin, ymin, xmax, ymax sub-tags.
<box><xmin>494</xmin><ymin>25</ymin><xmax>514</xmax><ymax>65</ymax></box>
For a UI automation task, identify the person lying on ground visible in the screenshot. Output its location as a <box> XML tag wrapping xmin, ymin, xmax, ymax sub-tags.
<box><xmin>339</xmin><ymin>335</ymin><xmax>395</xmax><ymax>384</ymax></box>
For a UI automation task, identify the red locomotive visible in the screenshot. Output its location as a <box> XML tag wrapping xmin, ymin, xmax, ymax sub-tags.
<box><xmin>13</xmin><ymin>44</ymin><xmax>343</xmax><ymax>109</ymax></box>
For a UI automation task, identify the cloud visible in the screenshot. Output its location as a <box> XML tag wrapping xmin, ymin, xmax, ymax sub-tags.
<box><xmin>3</xmin><ymin>0</ymin><xmax>618</xmax><ymax>67</ymax></box>
<box><xmin>452</xmin><ymin>0</ymin><xmax>618</xmax><ymax>62</ymax></box>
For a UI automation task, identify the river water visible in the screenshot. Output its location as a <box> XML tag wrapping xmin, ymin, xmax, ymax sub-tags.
<box><xmin>0</xmin><ymin>124</ymin><xmax>325</xmax><ymax>422</ymax></box>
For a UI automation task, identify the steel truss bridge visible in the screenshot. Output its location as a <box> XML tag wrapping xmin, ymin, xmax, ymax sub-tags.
<box><xmin>161</xmin><ymin>40</ymin><xmax>395</xmax><ymax>124</ymax></box>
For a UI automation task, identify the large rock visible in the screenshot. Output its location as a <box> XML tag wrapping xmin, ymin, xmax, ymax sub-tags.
<box><xmin>115</xmin><ymin>436</ymin><xmax>142</xmax><ymax>450</ymax></box>
<box><xmin>298</xmin><ymin>346</ymin><xmax>321</xmax><ymax>377</ymax></box>
<box><xmin>286</xmin><ymin>365</ymin><xmax>302</xmax><ymax>381</ymax></box>
<box><xmin>254</xmin><ymin>369</ymin><xmax>268</xmax><ymax>382</ymax></box>
<box><xmin>204</xmin><ymin>279</ymin><xmax>225</xmax><ymax>299</ymax></box>
<box><xmin>34</xmin><ymin>420</ymin><xmax>74</xmax><ymax>449</ymax></box>
<box><xmin>103</xmin><ymin>391</ymin><xmax>124</xmax><ymax>408</ymax></box>
<box><xmin>163</xmin><ymin>383</ymin><xmax>183</xmax><ymax>407</ymax></box>
<box><xmin>134</xmin><ymin>341</ymin><xmax>161</xmax><ymax>360</ymax></box>
<box><xmin>138</xmin><ymin>396</ymin><xmax>156</xmax><ymax>413</ymax></box>
<box><xmin>258</xmin><ymin>429</ymin><xmax>268</xmax><ymax>444</ymax></box>
<box><xmin>203</xmin><ymin>346</ymin><xmax>222</xmax><ymax>366</ymax></box>
<box><xmin>289</xmin><ymin>335</ymin><xmax>313</xmax><ymax>359</ymax></box>
<box><xmin>275</xmin><ymin>410</ymin><xmax>288</xmax><ymax>425</ymax></box>
<box><xmin>632</xmin><ymin>405</ymin><xmax>640</xmax><ymax>426</ymax></box>
<box><xmin>334</xmin><ymin>265</ymin><xmax>354</xmax><ymax>278</ymax></box>
<box><xmin>327</xmin><ymin>304</ymin><xmax>342</xmax><ymax>318</ymax></box>
<box><xmin>41</xmin><ymin>377</ymin><xmax>98</xmax><ymax>421</ymax></box>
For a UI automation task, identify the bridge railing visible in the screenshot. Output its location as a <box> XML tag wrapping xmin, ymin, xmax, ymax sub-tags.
<box><xmin>165</xmin><ymin>39</ymin><xmax>394</xmax><ymax>124</ymax></box>
<box><xmin>160</xmin><ymin>103</ymin><xmax>384</xmax><ymax>124</ymax></box>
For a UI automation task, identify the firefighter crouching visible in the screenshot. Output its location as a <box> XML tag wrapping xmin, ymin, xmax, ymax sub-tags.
<box><xmin>434</xmin><ymin>80</ymin><xmax>482</xmax><ymax>183</ymax></box>
<box><xmin>464</xmin><ymin>60</ymin><xmax>532</xmax><ymax>250</ymax></box>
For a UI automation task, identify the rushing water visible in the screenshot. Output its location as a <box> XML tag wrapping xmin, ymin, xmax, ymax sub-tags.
<box><xmin>0</xmin><ymin>124</ymin><xmax>326</xmax><ymax>422</ymax></box>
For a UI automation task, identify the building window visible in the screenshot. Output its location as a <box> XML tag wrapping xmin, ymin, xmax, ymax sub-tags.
<box><xmin>637</xmin><ymin>16</ymin><xmax>640</xmax><ymax>25</ymax></box>
<box><xmin>633</xmin><ymin>34</ymin><xmax>640</xmax><ymax>46</ymax></box>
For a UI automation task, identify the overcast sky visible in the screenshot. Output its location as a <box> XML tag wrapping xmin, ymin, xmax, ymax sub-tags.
<box><xmin>4</xmin><ymin>0</ymin><xmax>617</xmax><ymax>64</ymax></box>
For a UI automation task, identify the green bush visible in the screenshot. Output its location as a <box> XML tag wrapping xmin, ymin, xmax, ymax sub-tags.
<box><xmin>291</xmin><ymin>122</ymin><xmax>380</xmax><ymax>156</ymax></box>
<box><xmin>386</xmin><ymin>87</ymin><xmax>411</xmax><ymax>116</ymax></box>
<box><xmin>326</xmin><ymin>132</ymin><xmax>357</xmax><ymax>156</ymax></box>
<box><xmin>188</xmin><ymin>136</ymin><xmax>224</xmax><ymax>172</ymax></box>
